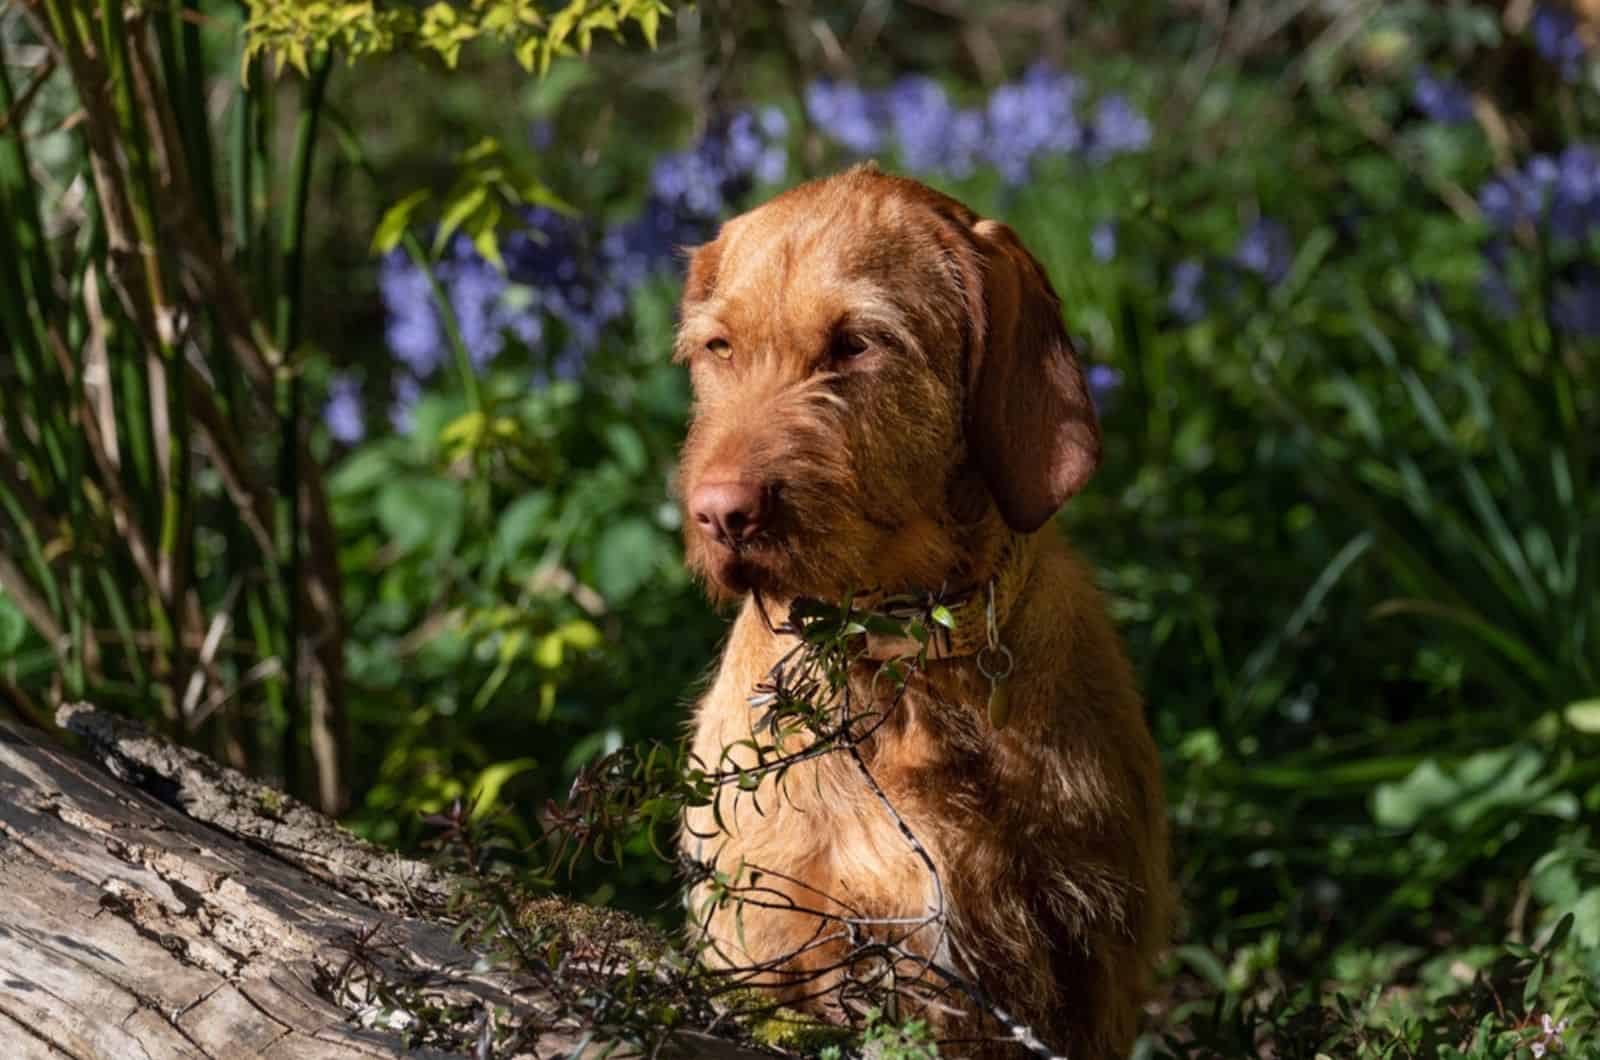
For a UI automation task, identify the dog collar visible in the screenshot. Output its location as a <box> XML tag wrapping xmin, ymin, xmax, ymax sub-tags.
<box><xmin>856</xmin><ymin>530</ymin><xmax>1035</xmax><ymax>663</ymax></box>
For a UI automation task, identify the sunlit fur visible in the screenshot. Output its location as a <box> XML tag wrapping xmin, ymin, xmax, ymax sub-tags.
<box><xmin>676</xmin><ymin>165</ymin><xmax>1170</xmax><ymax>1059</ymax></box>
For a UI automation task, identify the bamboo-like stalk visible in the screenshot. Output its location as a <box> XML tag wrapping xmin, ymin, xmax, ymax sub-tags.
<box><xmin>4</xmin><ymin>1</ymin><xmax>349</xmax><ymax>808</ymax></box>
<box><xmin>275</xmin><ymin>57</ymin><xmax>347</xmax><ymax>814</ymax></box>
<box><xmin>223</xmin><ymin>49</ymin><xmax>275</xmax><ymax>778</ymax></box>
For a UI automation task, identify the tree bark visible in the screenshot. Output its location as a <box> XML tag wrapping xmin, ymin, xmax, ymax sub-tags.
<box><xmin>0</xmin><ymin>705</ymin><xmax>769</xmax><ymax>1060</ymax></box>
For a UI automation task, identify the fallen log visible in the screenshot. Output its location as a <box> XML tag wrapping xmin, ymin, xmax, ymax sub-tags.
<box><xmin>0</xmin><ymin>705</ymin><xmax>771</xmax><ymax>1060</ymax></box>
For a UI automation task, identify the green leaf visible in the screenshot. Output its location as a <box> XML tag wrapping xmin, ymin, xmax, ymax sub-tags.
<box><xmin>1544</xmin><ymin>911</ymin><xmax>1576</xmax><ymax>955</ymax></box>
<box><xmin>1372</xmin><ymin>759</ymin><xmax>1457</xmax><ymax>829</ymax></box>
<box><xmin>535</xmin><ymin>631</ymin><xmax>565</xmax><ymax>669</ymax></box>
<box><xmin>516</xmin><ymin>179</ymin><xmax>576</xmax><ymax>214</ymax></box>
<box><xmin>432</xmin><ymin>184</ymin><xmax>488</xmax><ymax>257</ymax></box>
<box><xmin>592</xmin><ymin>517</ymin><xmax>660</xmax><ymax>601</ymax></box>
<box><xmin>376</xmin><ymin>476</ymin><xmax>465</xmax><ymax>555</ymax></box>
<box><xmin>329</xmin><ymin>444</ymin><xmax>400</xmax><ymax>498</ymax></box>
<box><xmin>1566</xmin><ymin>889</ymin><xmax>1600</xmax><ymax>949</ymax></box>
<box><xmin>0</xmin><ymin>592</ymin><xmax>28</xmax><ymax>657</ymax></box>
<box><xmin>1564</xmin><ymin>698</ymin><xmax>1600</xmax><ymax>733</ymax></box>
<box><xmin>556</xmin><ymin>618</ymin><xmax>601</xmax><ymax>651</ymax></box>
<box><xmin>1173</xmin><ymin>944</ymin><xmax>1230</xmax><ymax>991</ymax></box>
<box><xmin>370</xmin><ymin>189</ymin><xmax>430</xmax><ymax>256</ymax></box>
<box><xmin>930</xmin><ymin>605</ymin><xmax>955</xmax><ymax>630</ymax></box>
<box><xmin>468</xmin><ymin>200</ymin><xmax>504</xmax><ymax>272</ymax></box>
<box><xmin>1522</xmin><ymin>955</ymin><xmax>1545</xmax><ymax>1009</ymax></box>
<box><xmin>495</xmin><ymin>492</ymin><xmax>553</xmax><ymax>560</ymax></box>
<box><xmin>468</xmin><ymin>758</ymin><xmax>537</xmax><ymax>819</ymax></box>
<box><xmin>603</xmin><ymin>422</ymin><xmax>647</xmax><ymax>474</ymax></box>
<box><xmin>637</xmin><ymin>6</ymin><xmax>660</xmax><ymax>46</ymax></box>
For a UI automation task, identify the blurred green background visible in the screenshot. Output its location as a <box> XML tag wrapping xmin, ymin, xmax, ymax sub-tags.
<box><xmin>2</xmin><ymin>1</ymin><xmax>1599</xmax><ymax>1055</ymax></box>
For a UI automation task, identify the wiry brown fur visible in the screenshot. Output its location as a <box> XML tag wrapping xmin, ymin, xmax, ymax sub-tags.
<box><xmin>675</xmin><ymin>165</ymin><xmax>1170</xmax><ymax>1059</ymax></box>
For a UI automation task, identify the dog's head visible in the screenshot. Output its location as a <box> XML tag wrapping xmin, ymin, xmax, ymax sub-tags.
<box><xmin>675</xmin><ymin>164</ymin><xmax>1101</xmax><ymax>601</ymax></box>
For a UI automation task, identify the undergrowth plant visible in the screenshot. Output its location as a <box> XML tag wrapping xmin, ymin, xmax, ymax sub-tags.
<box><xmin>0</xmin><ymin>0</ymin><xmax>671</xmax><ymax>816</ymax></box>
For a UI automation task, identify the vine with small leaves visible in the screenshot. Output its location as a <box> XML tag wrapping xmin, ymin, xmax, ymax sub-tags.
<box><xmin>361</xmin><ymin>588</ymin><xmax>1074</xmax><ymax>1056</ymax></box>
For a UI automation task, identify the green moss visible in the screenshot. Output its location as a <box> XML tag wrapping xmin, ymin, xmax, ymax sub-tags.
<box><xmin>256</xmin><ymin>788</ymin><xmax>286</xmax><ymax>818</ymax></box>
<box><xmin>718</xmin><ymin>989</ymin><xmax>851</xmax><ymax>1053</ymax></box>
<box><xmin>750</xmin><ymin>1014</ymin><xmax>851</xmax><ymax>1053</ymax></box>
<box><xmin>513</xmin><ymin>895</ymin><xmax>669</xmax><ymax>962</ymax></box>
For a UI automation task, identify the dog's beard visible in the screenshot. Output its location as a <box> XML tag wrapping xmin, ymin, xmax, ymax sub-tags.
<box><xmin>687</xmin><ymin>503</ymin><xmax>915</xmax><ymax>605</ymax></box>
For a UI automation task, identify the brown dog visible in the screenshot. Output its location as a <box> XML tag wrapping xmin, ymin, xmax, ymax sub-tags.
<box><xmin>675</xmin><ymin>164</ymin><xmax>1169</xmax><ymax>1059</ymax></box>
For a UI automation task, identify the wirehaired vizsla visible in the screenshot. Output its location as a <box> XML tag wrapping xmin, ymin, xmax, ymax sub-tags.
<box><xmin>675</xmin><ymin>163</ymin><xmax>1169</xmax><ymax>1059</ymax></box>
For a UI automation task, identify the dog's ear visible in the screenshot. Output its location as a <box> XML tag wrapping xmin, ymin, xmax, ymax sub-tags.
<box><xmin>682</xmin><ymin>238</ymin><xmax>722</xmax><ymax>307</ymax></box>
<box><xmin>964</xmin><ymin>218</ymin><xmax>1101</xmax><ymax>533</ymax></box>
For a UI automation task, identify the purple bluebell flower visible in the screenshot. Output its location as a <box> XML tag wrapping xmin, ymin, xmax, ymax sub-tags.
<box><xmin>1090</xmin><ymin>220</ymin><xmax>1117</xmax><ymax>263</ymax></box>
<box><xmin>323</xmin><ymin>373</ymin><xmax>365</xmax><ymax>444</ymax></box>
<box><xmin>379</xmin><ymin>250</ymin><xmax>445</xmax><ymax>377</ymax></box>
<box><xmin>1086</xmin><ymin>95</ymin><xmax>1151</xmax><ymax>162</ymax></box>
<box><xmin>1479</xmin><ymin>176</ymin><xmax>1527</xmax><ymax>229</ymax></box>
<box><xmin>650</xmin><ymin>144</ymin><xmax>730</xmax><ymax>218</ymax></box>
<box><xmin>1552</xmin><ymin>143</ymin><xmax>1600</xmax><ymax>240</ymax></box>
<box><xmin>758</xmin><ymin>106</ymin><xmax>788</xmax><ymax>139</ymax></box>
<box><xmin>878</xmin><ymin>76</ymin><xmax>989</xmax><ymax>177</ymax></box>
<box><xmin>379</xmin><ymin>107</ymin><xmax>785</xmax><ymax>391</ymax></box>
<box><xmin>724</xmin><ymin>110</ymin><xmax>766</xmax><ymax>175</ymax></box>
<box><xmin>1235</xmin><ymin>218</ymin><xmax>1294</xmax><ymax>284</ymax></box>
<box><xmin>1532</xmin><ymin>4</ymin><xmax>1587</xmax><ymax>82</ymax></box>
<box><xmin>445</xmin><ymin>249</ymin><xmax>509</xmax><ymax>370</ymax></box>
<box><xmin>1168</xmin><ymin>258</ymin><xmax>1206</xmax><ymax>323</ymax></box>
<box><xmin>1552</xmin><ymin>268</ymin><xmax>1600</xmax><ymax>337</ymax></box>
<box><xmin>1478</xmin><ymin>145</ymin><xmax>1600</xmax><ymax>241</ymax></box>
<box><xmin>755</xmin><ymin>106</ymin><xmax>791</xmax><ymax>184</ymax></box>
<box><xmin>1412</xmin><ymin>70</ymin><xmax>1474</xmax><ymax>124</ymax></box>
<box><xmin>886</xmin><ymin>76</ymin><xmax>956</xmax><ymax>175</ymax></box>
<box><xmin>983</xmin><ymin>64</ymin><xmax>1083</xmax><ymax>184</ymax></box>
<box><xmin>801</xmin><ymin>66</ymin><xmax>1143</xmax><ymax>181</ymax></box>
<box><xmin>1480</xmin><ymin>163</ymin><xmax>1557</xmax><ymax>230</ymax></box>
<box><xmin>804</xmin><ymin>80</ymin><xmax>885</xmax><ymax>154</ymax></box>
<box><xmin>945</xmin><ymin>108</ymin><xmax>987</xmax><ymax>179</ymax></box>
<box><xmin>649</xmin><ymin>110</ymin><xmax>788</xmax><ymax>224</ymax></box>
<box><xmin>503</xmin><ymin>209</ymin><xmax>584</xmax><ymax>288</ymax></box>
<box><xmin>1085</xmin><ymin>363</ymin><xmax>1122</xmax><ymax>413</ymax></box>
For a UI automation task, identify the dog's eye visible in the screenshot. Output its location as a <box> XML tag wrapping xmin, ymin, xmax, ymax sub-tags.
<box><xmin>706</xmin><ymin>338</ymin><xmax>733</xmax><ymax>361</ymax></box>
<box><xmin>829</xmin><ymin>331</ymin><xmax>869</xmax><ymax>362</ymax></box>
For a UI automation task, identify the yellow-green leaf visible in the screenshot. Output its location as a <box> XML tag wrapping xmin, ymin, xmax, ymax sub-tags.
<box><xmin>557</xmin><ymin>618</ymin><xmax>601</xmax><ymax>651</ymax></box>
<box><xmin>1565</xmin><ymin>698</ymin><xmax>1600</xmax><ymax>733</ymax></box>
<box><xmin>370</xmin><ymin>189</ymin><xmax>431</xmax><ymax>256</ymax></box>
<box><xmin>468</xmin><ymin>201</ymin><xmax>505</xmax><ymax>272</ymax></box>
<box><xmin>535</xmin><ymin>631</ymin><xmax>564</xmax><ymax>669</ymax></box>
<box><xmin>432</xmin><ymin>184</ymin><xmax>488</xmax><ymax>256</ymax></box>
<box><xmin>468</xmin><ymin>758</ymin><xmax>537</xmax><ymax>819</ymax></box>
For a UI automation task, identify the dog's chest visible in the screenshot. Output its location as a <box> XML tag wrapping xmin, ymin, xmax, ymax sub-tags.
<box><xmin>684</xmin><ymin>634</ymin><xmax>986</xmax><ymax>916</ymax></box>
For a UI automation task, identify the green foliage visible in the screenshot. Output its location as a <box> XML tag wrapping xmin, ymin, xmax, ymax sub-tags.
<box><xmin>330</xmin><ymin>325</ymin><xmax>715</xmax><ymax>866</ymax></box>
<box><xmin>1155</xmin><ymin>915</ymin><xmax>1595</xmax><ymax>1059</ymax></box>
<box><xmin>817</xmin><ymin>1010</ymin><xmax>939</xmax><ymax>1059</ymax></box>
<box><xmin>0</xmin><ymin>0</ymin><xmax>677</xmax><ymax>822</ymax></box>
<box><xmin>243</xmin><ymin>0</ymin><xmax>670</xmax><ymax>75</ymax></box>
<box><xmin>371</xmin><ymin>136</ymin><xmax>574</xmax><ymax>266</ymax></box>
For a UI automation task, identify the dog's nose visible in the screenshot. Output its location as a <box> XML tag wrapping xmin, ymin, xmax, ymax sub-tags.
<box><xmin>690</xmin><ymin>480</ymin><xmax>769</xmax><ymax>547</ymax></box>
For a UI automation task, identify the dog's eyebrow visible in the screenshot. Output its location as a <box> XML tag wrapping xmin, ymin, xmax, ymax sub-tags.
<box><xmin>673</xmin><ymin>311</ymin><xmax>725</xmax><ymax>363</ymax></box>
<box><xmin>833</xmin><ymin>282</ymin><xmax>918</xmax><ymax>354</ymax></box>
